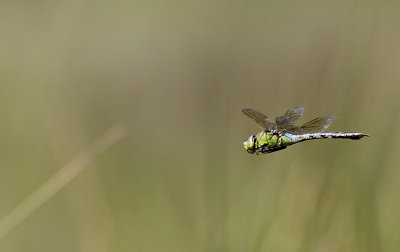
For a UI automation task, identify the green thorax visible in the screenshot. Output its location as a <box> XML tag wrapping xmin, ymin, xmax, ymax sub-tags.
<box><xmin>256</xmin><ymin>132</ymin><xmax>293</xmax><ymax>149</ymax></box>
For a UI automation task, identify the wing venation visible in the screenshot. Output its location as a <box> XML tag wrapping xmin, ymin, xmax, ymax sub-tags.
<box><xmin>275</xmin><ymin>106</ymin><xmax>304</xmax><ymax>133</ymax></box>
<box><xmin>300</xmin><ymin>116</ymin><xmax>335</xmax><ymax>133</ymax></box>
<box><xmin>242</xmin><ymin>109</ymin><xmax>275</xmax><ymax>131</ymax></box>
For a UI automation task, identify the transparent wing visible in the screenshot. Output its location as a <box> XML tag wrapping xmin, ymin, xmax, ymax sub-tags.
<box><xmin>275</xmin><ymin>118</ymin><xmax>303</xmax><ymax>134</ymax></box>
<box><xmin>283</xmin><ymin>106</ymin><xmax>304</xmax><ymax>123</ymax></box>
<box><xmin>242</xmin><ymin>109</ymin><xmax>275</xmax><ymax>131</ymax></box>
<box><xmin>300</xmin><ymin>116</ymin><xmax>335</xmax><ymax>133</ymax></box>
<box><xmin>275</xmin><ymin>106</ymin><xmax>304</xmax><ymax>133</ymax></box>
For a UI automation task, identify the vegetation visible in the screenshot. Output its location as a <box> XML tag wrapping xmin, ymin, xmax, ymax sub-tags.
<box><xmin>0</xmin><ymin>0</ymin><xmax>398</xmax><ymax>251</ymax></box>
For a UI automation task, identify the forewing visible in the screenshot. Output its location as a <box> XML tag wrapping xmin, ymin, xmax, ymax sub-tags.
<box><xmin>283</xmin><ymin>106</ymin><xmax>304</xmax><ymax>123</ymax></box>
<box><xmin>275</xmin><ymin>106</ymin><xmax>304</xmax><ymax>133</ymax></box>
<box><xmin>300</xmin><ymin>116</ymin><xmax>335</xmax><ymax>133</ymax></box>
<box><xmin>276</xmin><ymin>120</ymin><xmax>304</xmax><ymax>134</ymax></box>
<box><xmin>242</xmin><ymin>109</ymin><xmax>275</xmax><ymax>131</ymax></box>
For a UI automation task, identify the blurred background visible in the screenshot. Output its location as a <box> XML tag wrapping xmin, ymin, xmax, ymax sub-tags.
<box><xmin>0</xmin><ymin>0</ymin><xmax>399</xmax><ymax>251</ymax></box>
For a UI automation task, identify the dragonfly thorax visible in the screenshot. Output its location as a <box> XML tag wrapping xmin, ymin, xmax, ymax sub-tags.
<box><xmin>243</xmin><ymin>131</ymin><xmax>293</xmax><ymax>154</ymax></box>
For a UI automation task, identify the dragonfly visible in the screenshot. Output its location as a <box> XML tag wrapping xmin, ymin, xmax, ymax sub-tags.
<box><xmin>242</xmin><ymin>106</ymin><xmax>369</xmax><ymax>154</ymax></box>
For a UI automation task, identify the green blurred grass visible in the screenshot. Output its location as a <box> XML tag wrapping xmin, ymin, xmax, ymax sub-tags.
<box><xmin>0</xmin><ymin>0</ymin><xmax>399</xmax><ymax>251</ymax></box>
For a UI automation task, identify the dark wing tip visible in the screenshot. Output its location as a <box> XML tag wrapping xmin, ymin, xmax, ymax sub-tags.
<box><xmin>242</xmin><ymin>109</ymin><xmax>253</xmax><ymax>116</ymax></box>
<box><xmin>291</xmin><ymin>106</ymin><xmax>305</xmax><ymax>114</ymax></box>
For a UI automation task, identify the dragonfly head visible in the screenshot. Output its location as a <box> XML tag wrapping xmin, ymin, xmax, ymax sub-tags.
<box><xmin>243</xmin><ymin>135</ymin><xmax>256</xmax><ymax>154</ymax></box>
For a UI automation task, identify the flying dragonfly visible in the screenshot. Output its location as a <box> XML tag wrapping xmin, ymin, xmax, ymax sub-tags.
<box><xmin>242</xmin><ymin>106</ymin><xmax>369</xmax><ymax>154</ymax></box>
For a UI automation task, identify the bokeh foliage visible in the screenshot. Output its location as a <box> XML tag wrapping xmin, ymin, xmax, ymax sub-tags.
<box><xmin>0</xmin><ymin>0</ymin><xmax>399</xmax><ymax>251</ymax></box>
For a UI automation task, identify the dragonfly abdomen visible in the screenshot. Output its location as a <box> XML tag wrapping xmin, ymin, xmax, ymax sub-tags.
<box><xmin>290</xmin><ymin>132</ymin><xmax>369</xmax><ymax>143</ymax></box>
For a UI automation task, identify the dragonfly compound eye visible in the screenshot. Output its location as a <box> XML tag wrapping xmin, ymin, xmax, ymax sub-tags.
<box><xmin>243</xmin><ymin>135</ymin><xmax>256</xmax><ymax>154</ymax></box>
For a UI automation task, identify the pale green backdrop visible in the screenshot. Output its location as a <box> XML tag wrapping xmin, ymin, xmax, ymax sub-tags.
<box><xmin>0</xmin><ymin>0</ymin><xmax>399</xmax><ymax>251</ymax></box>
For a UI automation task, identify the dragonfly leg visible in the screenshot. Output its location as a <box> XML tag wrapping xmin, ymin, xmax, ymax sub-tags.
<box><xmin>260</xmin><ymin>146</ymin><xmax>287</xmax><ymax>153</ymax></box>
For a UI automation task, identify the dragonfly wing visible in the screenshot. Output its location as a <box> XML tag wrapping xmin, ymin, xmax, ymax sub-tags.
<box><xmin>300</xmin><ymin>116</ymin><xmax>335</xmax><ymax>133</ymax></box>
<box><xmin>242</xmin><ymin>109</ymin><xmax>276</xmax><ymax>131</ymax></box>
<box><xmin>276</xmin><ymin>120</ymin><xmax>304</xmax><ymax>134</ymax></box>
<box><xmin>275</xmin><ymin>106</ymin><xmax>304</xmax><ymax>133</ymax></box>
<box><xmin>275</xmin><ymin>116</ymin><xmax>290</xmax><ymax>130</ymax></box>
<box><xmin>283</xmin><ymin>106</ymin><xmax>304</xmax><ymax>123</ymax></box>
